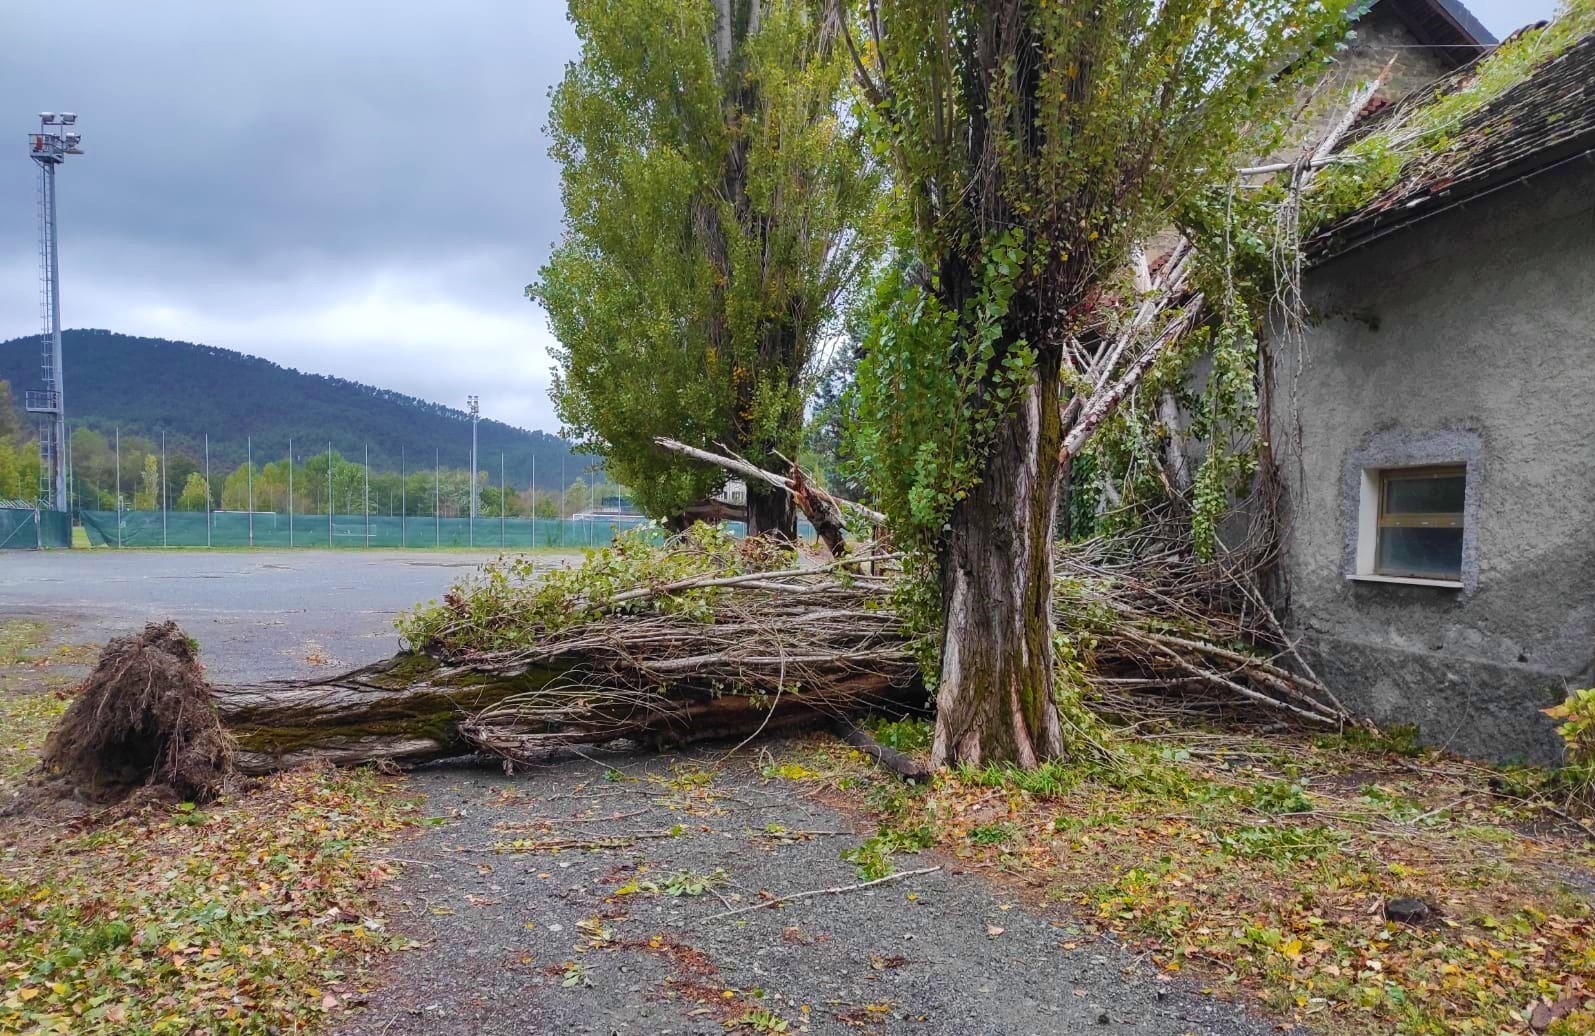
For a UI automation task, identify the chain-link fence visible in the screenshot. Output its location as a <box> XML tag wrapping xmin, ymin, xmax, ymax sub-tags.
<box><xmin>18</xmin><ymin>430</ymin><xmax>818</xmax><ymax>550</ymax></box>
<box><xmin>77</xmin><ymin>509</ymin><xmax>653</xmax><ymax>549</ymax></box>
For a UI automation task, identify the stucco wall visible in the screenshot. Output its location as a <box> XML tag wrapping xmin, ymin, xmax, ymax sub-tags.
<box><xmin>1273</xmin><ymin>159</ymin><xmax>1595</xmax><ymax>764</ymax></box>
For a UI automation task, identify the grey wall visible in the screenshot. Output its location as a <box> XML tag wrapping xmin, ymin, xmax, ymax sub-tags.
<box><xmin>1273</xmin><ymin>159</ymin><xmax>1595</xmax><ymax>765</ymax></box>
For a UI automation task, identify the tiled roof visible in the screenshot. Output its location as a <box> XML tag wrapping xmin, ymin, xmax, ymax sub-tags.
<box><xmin>1310</xmin><ymin>30</ymin><xmax>1595</xmax><ymax>260</ymax></box>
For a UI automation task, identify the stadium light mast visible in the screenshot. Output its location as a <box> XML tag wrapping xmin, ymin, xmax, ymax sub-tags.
<box><xmin>468</xmin><ymin>395</ymin><xmax>480</xmax><ymax>523</ymax></box>
<box><xmin>23</xmin><ymin>112</ymin><xmax>83</xmax><ymax>511</ymax></box>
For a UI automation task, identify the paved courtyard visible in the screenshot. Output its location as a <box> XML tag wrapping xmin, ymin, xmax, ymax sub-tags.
<box><xmin>0</xmin><ymin>549</ymin><xmax>575</xmax><ymax>681</ymax></box>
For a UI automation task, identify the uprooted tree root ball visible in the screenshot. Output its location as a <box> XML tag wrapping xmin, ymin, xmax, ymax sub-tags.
<box><xmin>38</xmin><ymin>620</ymin><xmax>233</xmax><ymax>803</ymax></box>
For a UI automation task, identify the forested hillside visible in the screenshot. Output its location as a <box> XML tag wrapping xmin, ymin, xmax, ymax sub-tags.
<box><xmin>0</xmin><ymin>329</ymin><xmax>588</xmax><ymax>487</ymax></box>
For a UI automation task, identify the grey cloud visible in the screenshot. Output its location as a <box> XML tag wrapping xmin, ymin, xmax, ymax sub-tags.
<box><xmin>1</xmin><ymin>0</ymin><xmax>576</xmax><ymax>430</ymax></box>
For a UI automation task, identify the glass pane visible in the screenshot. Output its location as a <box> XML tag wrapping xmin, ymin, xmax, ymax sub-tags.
<box><xmin>1377</xmin><ymin>527</ymin><xmax>1463</xmax><ymax>580</ymax></box>
<box><xmin>1383</xmin><ymin>472</ymin><xmax>1465</xmax><ymax>515</ymax></box>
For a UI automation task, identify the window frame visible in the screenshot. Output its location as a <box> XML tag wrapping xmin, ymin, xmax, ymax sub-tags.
<box><xmin>1373</xmin><ymin>464</ymin><xmax>1467</xmax><ymax>581</ymax></box>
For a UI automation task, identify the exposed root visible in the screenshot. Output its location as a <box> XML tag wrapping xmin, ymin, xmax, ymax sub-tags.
<box><xmin>37</xmin><ymin>621</ymin><xmax>233</xmax><ymax>803</ymax></box>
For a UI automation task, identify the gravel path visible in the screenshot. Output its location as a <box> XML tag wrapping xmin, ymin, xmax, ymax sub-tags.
<box><xmin>339</xmin><ymin>747</ymin><xmax>1279</xmax><ymax>1036</ymax></box>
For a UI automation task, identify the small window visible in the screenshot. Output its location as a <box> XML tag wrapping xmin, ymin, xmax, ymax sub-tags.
<box><xmin>1375</xmin><ymin>465</ymin><xmax>1465</xmax><ymax>581</ymax></box>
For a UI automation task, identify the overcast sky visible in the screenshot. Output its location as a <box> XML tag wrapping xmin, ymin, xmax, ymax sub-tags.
<box><xmin>0</xmin><ymin>1</ymin><xmax>1561</xmax><ymax>435</ymax></box>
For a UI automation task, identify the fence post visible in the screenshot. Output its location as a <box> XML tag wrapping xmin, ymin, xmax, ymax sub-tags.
<box><xmin>114</xmin><ymin>427</ymin><xmax>122</xmax><ymax>549</ymax></box>
<box><xmin>400</xmin><ymin>446</ymin><xmax>406</xmax><ymax>548</ymax></box>
<box><xmin>247</xmin><ymin>436</ymin><xmax>254</xmax><ymax>547</ymax></box>
<box><xmin>500</xmin><ymin>451</ymin><xmax>505</xmax><ymax>548</ymax></box>
<box><xmin>434</xmin><ymin>450</ymin><xmax>440</xmax><ymax>547</ymax></box>
<box><xmin>288</xmin><ymin>438</ymin><xmax>294</xmax><ymax>547</ymax></box>
<box><xmin>327</xmin><ymin>443</ymin><xmax>333</xmax><ymax>548</ymax></box>
<box><xmin>363</xmin><ymin>444</ymin><xmax>370</xmax><ymax>548</ymax></box>
<box><xmin>161</xmin><ymin>431</ymin><xmax>168</xmax><ymax>548</ymax></box>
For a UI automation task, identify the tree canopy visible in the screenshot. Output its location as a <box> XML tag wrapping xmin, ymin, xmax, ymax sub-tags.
<box><xmin>533</xmin><ymin>0</ymin><xmax>881</xmax><ymax>533</ymax></box>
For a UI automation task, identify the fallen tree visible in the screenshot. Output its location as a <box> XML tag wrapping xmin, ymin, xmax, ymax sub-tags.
<box><xmin>26</xmin><ymin>517</ymin><xmax>1358</xmax><ymax>803</ymax></box>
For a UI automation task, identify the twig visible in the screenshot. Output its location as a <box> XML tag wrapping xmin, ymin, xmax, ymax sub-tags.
<box><xmin>447</xmin><ymin>830</ymin><xmax>685</xmax><ymax>853</ymax></box>
<box><xmin>700</xmin><ymin>865</ymin><xmax>943</xmax><ymax>922</ymax></box>
<box><xmin>835</xmin><ymin>721</ymin><xmax>934</xmax><ymax>780</ymax></box>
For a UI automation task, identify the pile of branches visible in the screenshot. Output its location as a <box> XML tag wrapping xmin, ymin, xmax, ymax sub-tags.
<box><xmin>414</xmin><ymin>518</ymin><xmax>1356</xmax><ymax>768</ymax></box>
<box><xmin>1052</xmin><ymin>522</ymin><xmax>1351</xmax><ymax>729</ymax></box>
<box><xmin>440</xmin><ymin>555</ymin><xmax>926</xmax><ymax>765</ymax></box>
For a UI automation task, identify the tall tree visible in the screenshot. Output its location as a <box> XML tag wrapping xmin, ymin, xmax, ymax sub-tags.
<box><xmin>533</xmin><ymin>0</ymin><xmax>880</xmax><ymax>535</ymax></box>
<box><xmin>845</xmin><ymin>0</ymin><xmax>1352</xmax><ymax>767</ymax></box>
<box><xmin>0</xmin><ymin>380</ymin><xmax>21</xmax><ymax>442</ymax></box>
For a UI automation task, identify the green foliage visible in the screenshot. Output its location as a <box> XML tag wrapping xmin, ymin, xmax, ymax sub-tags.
<box><xmin>174</xmin><ymin>473</ymin><xmax>211</xmax><ymax>512</ymax></box>
<box><xmin>847</xmin><ymin>0</ymin><xmax>1356</xmax><ymax>557</ymax></box>
<box><xmin>0</xmin><ymin>439</ymin><xmax>39</xmax><ymax>503</ymax></box>
<box><xmin>733</xmin><ymin>1007</ymin><xmax>790</xmax><ymax>1033</ymax></box>
<box><xmin>841</xmin><ymin>823</ymin><xmax>936</xmax><ymax>880</ymax></box>
<box><xmin>397</xmin><ymin>524</ymin><xmax>791</xmax><ymax>653</ymax></box>
<box><xmin>1248</xmin><ymin>779</ymin><xmax>1313</xmax><ymax>816</ymax></box>
<box><xmin>533</xmin><ymin>0</ymin><xmax>882</xmax><ymax>523</ymax></box>
<box><xmin>852</xmin><ymin>233</ymin><xmax>1035</xmax><ymax>546</ymax></box>
<box><xmin>1214</xmin><ymin>824</ymin><xmax>1342</xmax><ymax>862</ymax></box>
<box><xmin>133</xmin><ymin>455</ymin><xmax>160</xmax><ymax>511</ymax></box>
<box><xmin>661</xmin><ymin>867</ymin><xmax>726</xmax><ymax>897</ymax></box>
<box><xmin>1544</xmin><ymin>687</ymin><xmax>1595</xmax><ymax>802</ymax></box>
<box><xmin>868</xmin><ymin>716</ymin><xmax>932</xmax><ymax>754</ymax></box>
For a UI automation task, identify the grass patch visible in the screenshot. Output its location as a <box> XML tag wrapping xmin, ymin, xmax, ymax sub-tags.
<box><xmin>0</xmin><ymin>619</ymin><xmax>418</xmax><ymax>1034</ymax></box>
<box><xmin>0</xmin><ymin>621</ymin><xmax>84</xmax><ymax>785</ymax></box>
<box><xmin>785</xmin><ymin>727</ymin><xmax>1595</xmax><ymax>1035</ymax></box>
<box><xmin>0</xmin><ymin>767</ymin><xmax>416</xmax><ymax>1034</ymax></box>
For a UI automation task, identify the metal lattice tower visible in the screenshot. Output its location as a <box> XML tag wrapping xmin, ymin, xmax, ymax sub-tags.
<box><xmin>23</xmin><ymin>112</ymin><xmax>82</xmax><ymax>511</ymax></box>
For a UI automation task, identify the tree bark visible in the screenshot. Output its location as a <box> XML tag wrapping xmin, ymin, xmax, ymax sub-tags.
<box><xmin>930</xmin><ymin>362</ymin><xmax>1068</xmax><ymax>769</ymax></box>
<box><xmin>214</xmin><ymin>654</ymin><xmax>545</xmax><ymax>774</ymax></box>
<box><xmin>744</xmin><ymin>479</ymin><xmax>797</xmax><ymax>539</ymax></box>
<box><xmin>215</xmin><ymin>647</ymin><xmax>921</xmax><ymax>775</ymax></box>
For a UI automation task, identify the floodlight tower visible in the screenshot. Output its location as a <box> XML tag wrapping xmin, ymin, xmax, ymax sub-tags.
<box><xmin>468</xmin><ymin>395</ymin><xmax>480</xmax><ymax>522</ymax></box>
<box><xmin>24</xmin><ymin>112</ymin><xmax>83</xmax><ymax>511</ymax></box>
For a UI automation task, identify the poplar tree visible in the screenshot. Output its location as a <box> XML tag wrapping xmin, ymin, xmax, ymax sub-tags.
<box><xmin>533</xmin><ymin>0</ymin><xmax>880</xmax><ymax>535</ymax></box>
<box><xmin>844</xmin><ymin>0</ymin><xmax>1354</xmax><ymax>767</ymax></box>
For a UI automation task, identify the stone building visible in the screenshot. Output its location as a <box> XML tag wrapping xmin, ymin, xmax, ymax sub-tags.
<box><xmin>1272</xmin><ymin>27</ymin><xmax>1595</xmax><ymax>764</ymax></box>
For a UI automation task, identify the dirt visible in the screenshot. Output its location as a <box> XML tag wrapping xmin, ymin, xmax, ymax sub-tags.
<box><xmin>335</xmin><ymin>745</ymin><xmax>1284</xmax><ymax>1036</ymax></box>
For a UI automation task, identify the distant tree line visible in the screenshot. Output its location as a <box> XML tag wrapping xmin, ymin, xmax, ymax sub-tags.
<box><xmin>61</xmin><ymin>426</ymin><xmax>627</xmax><ymax>518</ymax></box>
<box><xmin>0</xmin><ymin>381</ymin><xmax>42</xmax><ymax>502</ymax></box>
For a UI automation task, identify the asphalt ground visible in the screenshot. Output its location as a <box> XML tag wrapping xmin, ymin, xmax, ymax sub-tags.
<box><xmin>0</xmin><ymin>548</ymin><xmax>576</xmax><ymax>681</ymax></box>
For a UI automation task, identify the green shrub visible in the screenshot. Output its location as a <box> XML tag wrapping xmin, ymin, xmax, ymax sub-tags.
<box><xmin>1543</xmin><ymin>687</ymin><xmax>1595</xmax><ymax>803</ymax></box>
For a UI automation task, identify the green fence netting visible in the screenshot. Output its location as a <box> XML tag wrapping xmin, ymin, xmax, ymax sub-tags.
<box><xmin>0</xmin><ymin>507</ymin><xmax>72</xmax><ymax>549</ymax></box>
<box><xmin>78</xmin><ymin>510</ymin><xmax>658</xmax><ymax>549</ymax></box>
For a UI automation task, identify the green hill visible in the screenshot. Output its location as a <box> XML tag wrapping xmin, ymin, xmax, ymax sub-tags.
<box><xmin>0</xmin><ymin>329</ymin><xmax>590</xmax><ymax>488</ymax></box>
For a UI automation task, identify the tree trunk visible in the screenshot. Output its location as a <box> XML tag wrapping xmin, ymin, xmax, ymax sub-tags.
<box><xmin>745</xmin><ymin>480</ymin><xmax>796</xmax><ymax>539</ymax></box>
<box><xmin>215</xmin><ymin>654</ymin><xmax>552</xmax><ymax>774</ymax></box>
<box><xmin>931</xmin><ymin>366</ymin><xmax>1068</xmax><ymax>769</ymax></box>
<box><xmin>217</xmin><ymin>649</ymin><xmax>919</xmax><ymax>775</ymax></box>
